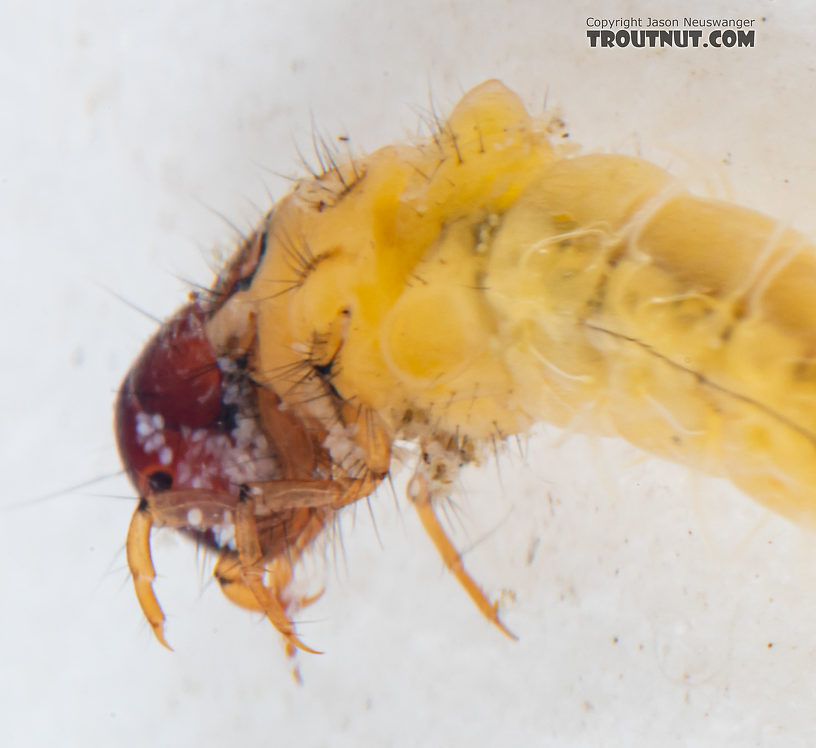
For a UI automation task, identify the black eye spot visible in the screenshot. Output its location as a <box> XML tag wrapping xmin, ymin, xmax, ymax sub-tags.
<box><xmin>148</xmin><ymin>471</ymin><xmax>174</xmax><ymax>493</ymax></box>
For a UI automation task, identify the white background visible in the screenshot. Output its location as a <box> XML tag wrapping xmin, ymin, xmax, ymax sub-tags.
<box><xmin>4</xmin><ymin>1</ymin><xmax>816</xmax><ymax>746</ymax></box>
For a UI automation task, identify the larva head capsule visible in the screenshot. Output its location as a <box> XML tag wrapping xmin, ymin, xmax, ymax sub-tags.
<box><xmin>114</xmin><ymin>302</ymin><xmax>234</xmax><ymax>499</ymax></box>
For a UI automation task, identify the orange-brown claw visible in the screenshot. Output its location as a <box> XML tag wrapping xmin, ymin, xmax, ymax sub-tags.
<box><xmin>125</xmin><ymin>499</ymin><xmax>172</xmax><ymax>650</ymax></box>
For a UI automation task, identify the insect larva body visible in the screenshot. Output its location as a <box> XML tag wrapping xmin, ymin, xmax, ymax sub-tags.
<box><xmin>117</xmin><ymin>79</ymin><xmax>816</xmax><ymax>651</ymax></box>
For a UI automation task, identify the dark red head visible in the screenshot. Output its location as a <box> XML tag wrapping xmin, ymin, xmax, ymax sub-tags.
<box><xmin>115</xmin><ymin>302</ymin><xmax>227</xmax><ymax>495</ymax></box>
<box><xmin>115</xmin><ymin>299</ymin><xmax>279</xmax><ymax>507</ymax></box>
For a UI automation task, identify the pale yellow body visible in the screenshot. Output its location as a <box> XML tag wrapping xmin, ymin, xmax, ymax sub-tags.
<box><xmin>232</xmin><ymin>79</ymin><xmax>816</xmax><ymax>532</ymax></box>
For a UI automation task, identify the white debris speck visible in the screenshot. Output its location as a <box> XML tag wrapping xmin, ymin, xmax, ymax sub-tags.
<box><xmin>211</xmin><ymin>523</ymin><xmax>236</xmax><ymax>549</ymax></box>
<box><xmin>187</xmin><ymin>507</ymin><xmax>203</xmax><ymax>527</ymax></box>
<box><xmin>324</xmin><ymin>422</ymin><xmax>364</xmax><ymax>469</ymax></box>
<box><xmin>176</xmin><ymin>461</ymin><xmax>191</xmax><ymax>486</ymax></box>
<box><xmin>253</xmin><ymin>432</ymin><xmax>268</xmax><ymax>450</ymax></box>
<box><xmin>144</xmin><ymin>433</ymin><xmax>164</xmax><ymax>453</ymax></box>
<box><xmin>158</xmin><ymin>446</ymin><xmax>173</xmax><ymax>465</ymax></box>
<box><xmin>135</xmin><ymin>413</ymin><xmax>155</xmax><ymax>437</ymax></box>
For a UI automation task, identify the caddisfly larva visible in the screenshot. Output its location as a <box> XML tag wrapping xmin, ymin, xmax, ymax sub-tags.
<box><xmin>116</xmin><ymin>79</ymin><xmax>816</xmax><ymax>653</ymax></box>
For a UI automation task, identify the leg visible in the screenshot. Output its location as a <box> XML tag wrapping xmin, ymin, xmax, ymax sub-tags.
<box><xmin>407</xmin><ymin>472</ymin><xmax>517</xmax><ymax>640</ymax></box>
<box><xmin>233</xmin><ymin>491</ymin><xmax>322</xmax><ymax>654</ymax></box>
<box><xmin>125</xmin><ymin>498</ymin><xmax>171</xmax><ymax>650</ymax></box>
<box><xmin>244</xmin><ymin>471</ymin><xmax>383</xmax><ymax>513</ymax></box>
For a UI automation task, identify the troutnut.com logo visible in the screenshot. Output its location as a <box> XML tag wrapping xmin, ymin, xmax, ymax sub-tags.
<box><xmin>586</xmin><ymin>17</ymin><xmax>757</xmax><ymax>48</ymax></box>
